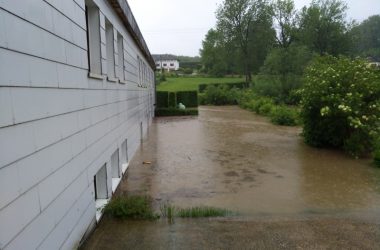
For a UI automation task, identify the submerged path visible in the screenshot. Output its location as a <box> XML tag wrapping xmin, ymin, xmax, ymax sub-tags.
<box><xmin>83</xmin><ymin>106</ymin><xmax>380</xmax><ymax>249</ymax></box>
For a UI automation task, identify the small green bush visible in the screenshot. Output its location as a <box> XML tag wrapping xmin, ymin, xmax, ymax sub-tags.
<box><xmin>168</xmin><ymin>92</ymin><xmax>176</xmax><ymax>108</ymax></box>
<box><xmin>156</xmin><ymin>91</ymin><xmax>169</xmax><ymax>108</ymax></box>
<box><xmin>103</xmin><ymin>196</ymin><xmax>159</xmax><ymax>220</ymax></box>
<box><xmin>300</xmin><ymin>56</ymin><xmax>380</xmax><ymax>157</ymax></box>
<box><xmin>176</xmin><ymin>91</ymin><xmax>198</xmax><ymax>107</ymax></box>
<box><xmin>155</xmin><ymin>108</ymin><xmax>199</xmax><ymax>117</ymax></box>
<box><xmin>270</xmin><ymin>106</ymin><xmax>298</xmax><ymax>126</ymax></box>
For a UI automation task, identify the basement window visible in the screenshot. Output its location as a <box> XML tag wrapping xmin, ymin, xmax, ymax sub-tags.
<box><xmin>111</xmin><ymin>149</ymin><xmax>121</xmax><ymax>193</ymax></box>
<box><xmin>121</xmin><ymin>139</ymin><xmax>129</xmax><ymax>174</ymax></box>
<box><xmin>94</xmin><ymin>164</ymin><xmax>109</xmax><ymax>222</ymax></box>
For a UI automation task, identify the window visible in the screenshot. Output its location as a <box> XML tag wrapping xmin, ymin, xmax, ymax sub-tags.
<box><xmin>94</xmin><ymin>164</ymin><xmax>108</xmax><ymax>221</ymax></box>
<box><xmin>138</xmin><ymin>56</ymin><xmax>141</xmax><ymax>86</ymax></box>
<box><xmin>105</xmin><ymin>20</ymin><xmax>116</xmax><ymax>79</ymax></box>
<box><xmin>163</xmin><ymin>63</ymin><xmax>167</xmax><ymax>67</ymax></box>
<box><xmin>121</xmin><ymin>139</ymin><xmax>129</xmax><ymax>173</ymax></box>
<box><xmin>111</xmin><ymin>149</ymin><xmax>120</xmax><ymax>192</ymax></box>
<box><xmin>117</xmin><ymin>33</ymin><xmax>124</xmax><ymax>81</ymax></box>
<box><xmin>85</xmin><ymin>0</ymin><xmax>101</xmax><ymax>75</ymax></box>
<box><xmin>170</xmin><ymin>63</ymin><xmax>174</xmax><ymax>67</ymax></box>
<box><xmin>156</xmin><ymin>63</ymin><xmax>160</xmax><ymax>67</ymax></box>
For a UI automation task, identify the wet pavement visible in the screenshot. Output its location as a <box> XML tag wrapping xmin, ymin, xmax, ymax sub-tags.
<box><xmin>82</xmin><ymin>106</ymin><xmax>380</xmax><ymax>249</ymax></box>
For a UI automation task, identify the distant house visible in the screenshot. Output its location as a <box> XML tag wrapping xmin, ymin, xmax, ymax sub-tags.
<box><xmin>0</xmin><ymin>0</ymin><xmax>155</xmax><ymax>249</ymax></box>
<box><xmin>153</xmin><ymin>54</ymin><xmax>180</xmax><ymax>71</ymax></box>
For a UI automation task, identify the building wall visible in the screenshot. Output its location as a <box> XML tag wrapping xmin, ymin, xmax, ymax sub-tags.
<box><xmin>0</xmin><ymin>0</ymin><xmax>155</xmax><ymax>249</ymax></box>
<box><xmin>156</xmin><ymin>60</ymin><xmax>180</xmax><ymax>71</ymax></box>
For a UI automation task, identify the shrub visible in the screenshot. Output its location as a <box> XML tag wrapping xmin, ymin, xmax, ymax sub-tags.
<box><xmin>198</xmin><ymin>82</ymin><xmax>245</xmax><ymax>93</ymax></box>
<box><xmin>155</xmin><ymin>108</ymin><xmax>199</xmax><ymax>117</ymax></box>
<box><xmin>176</xmin><ymin>91</ymin><xmax>198</xmax><ymax>107</ymax></box>
<box><xmin>270</xmin><ymin>106</ymin><xmax>299</xmax><ymax>126</ymax></box>
<box><xmin>168</xmin><ymin>92</ymin><xmax>176</xmax><ymax>108</ymax></box>
<box><xmin>203</xmin><ymin>85</ymin><xmax>241</xmax><ymax>105</ymax></box>
<box><xmin>300</xmin><ymin>56</ymin><xmax>380</xmax><ymax>157</ymax></box>
<box><xmin>103</xmin><ymin>196</ymin><xmax>159</xmax><ymax>220</ymax></box>
<box><xmin>198</xmin><ymin>93</ymin><xmax>206</xmax><ymax>105</ymax></box>
<box><xmin>156</xmin><ymin>91</ymin><xmax>169</xmax><ymax>108</ymax></box>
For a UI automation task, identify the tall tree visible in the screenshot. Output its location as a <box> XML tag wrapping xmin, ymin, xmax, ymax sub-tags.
<box><xmin>350</xmin><ymin>15</ymin><xmax>380</xmax><ymax>58</ymax></box>
<box><xmin>200</xmin><ymin>29</ymin><xmax>229</xmax><ymax>76</ymax></box>
<box><xmin>272</xmin><ymin>0</ymin><xmax>298</xmax><ymax>48</ymax></box>
<box><xmin>216</xmin><ymin>0</ymin><xmax>268</xmax><ymax>84</ymax></box>
<box><xmin>298</xmin><ymin>0</ymin><xmax>350</xmax><ymax>56</ymax></box>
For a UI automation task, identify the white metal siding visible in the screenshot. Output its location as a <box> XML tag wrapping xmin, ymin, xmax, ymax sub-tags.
<box><xmin>0</xmin><ymin>0</ymin><xmax>155</xmax><ymax>249</ymax></box>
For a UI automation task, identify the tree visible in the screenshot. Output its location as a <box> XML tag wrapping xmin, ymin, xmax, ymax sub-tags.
<box><xmin>216</xmin><ymin>0</ymin><xmax>269</xmax><ymax>84</ymax></box>
<box><xmin>298</xmin><ymin>0</ymin><xmax>350</xmax><ymax>56</ymax></box>
<box><xmin>200</xmin><ymin>29</ymin><xmax>229</xmax><ymax>76</ymax></box>
<box><xmin>350</xmin><ymin>15</ymin><xmax>380</xmax><ymax>58</ymax></box>
<box><xmin>272</xmin><ymin>0</ymin><xmax>298</xmax><ymax>48</ymax></box>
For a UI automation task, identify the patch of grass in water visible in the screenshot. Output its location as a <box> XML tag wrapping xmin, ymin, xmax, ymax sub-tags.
<box><xmin>177</xmin><ymin>206</ymin><xmax>232</xmax><ymax>218</ymax></box>
<box><xmin>103</xmin><ymin>196</ymin><xmax>160</xmax><ymax>220</ymax></box>
<box><xmin>160</xmin><ymin>202</ymin><xmax>176</xmax><ymax>221</ymax></box>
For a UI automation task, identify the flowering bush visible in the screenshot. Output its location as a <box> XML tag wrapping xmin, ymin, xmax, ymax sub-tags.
<box><xmin>300</xmin><ymin>56</ymin><xmax>380</xmax><ymax>156</ymax></box>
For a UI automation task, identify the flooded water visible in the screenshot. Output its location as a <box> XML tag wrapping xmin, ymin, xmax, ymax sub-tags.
<box><xmin>83</xmin><ymin>106</ymin><xmax>380</xmax><ymax>249</ymax></box>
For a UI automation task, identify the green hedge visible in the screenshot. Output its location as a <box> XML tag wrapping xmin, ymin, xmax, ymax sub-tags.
<box><xmin>198</xmin><ymin>82</ymin><xmax>245</xmax><ymax>93</ymax></box>
<box><xmin>157</xmin><ymin>91</ymin><xmax>169</xmax><ymax>108</ymax></box>
<box><xmin>176</xmin><ymin>91</ymin><xmax>198</xmax><ymax>107</ymax></box>
<box><xmin>155</xmin><ymin>108</ymin><xmax>199</xmax><ymax>117</ymax></box>
<box><xmin>168</xmin><ymin>92</ymin><xmax>176</xmax><ymax>108</ymax></box>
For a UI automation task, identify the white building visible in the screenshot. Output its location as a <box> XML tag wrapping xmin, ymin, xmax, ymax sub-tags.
<box><xmin>0</xmin><ymin>0</ymin><xmax>155</xmax><ymax>249</ymax></box>
<box><xmin>153</xmin><ymin>54</ymin><xmax>180</xmax><ymax>71</ymax></box>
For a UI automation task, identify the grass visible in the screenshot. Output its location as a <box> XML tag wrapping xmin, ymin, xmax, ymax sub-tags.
<box><xmin>177</xmin><ymin>207</ymin><xmax>232</xmax><ymax>218</ymax></box>
<box><xmin>103</xmin><ymin>196</ymin><xmax>160</xmax><ymax>220</ymax></box>
<box><xmin>157</xmin><ymin>77</ymin><xmax>244</xmax><ymax>92</ymax></box>
<box><xmin>160</xmin><ymin>203</ymin><xmax>232</xmax><ymax>219</ymax></box>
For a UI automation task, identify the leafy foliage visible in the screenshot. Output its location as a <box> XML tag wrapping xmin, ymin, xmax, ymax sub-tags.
<box><xmin>202</xmin><ymin>85</ymin><xmax>241</xmax><ymax>105</ymax></box>
<box><xmin>239</xmin><ymin>90</ymin><xmax>300</xmax><ymax>126</ymax></box>
<box><xmin>300</xmin><ymin>56</ymin><xmax>380</xmax><ymax>156</ymax></box>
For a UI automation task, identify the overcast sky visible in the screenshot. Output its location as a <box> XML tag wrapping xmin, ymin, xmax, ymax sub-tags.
<box><xmin>128</xmin><ymin>0</ymin><xmax>380</xmax><ymax>57</ymax></box>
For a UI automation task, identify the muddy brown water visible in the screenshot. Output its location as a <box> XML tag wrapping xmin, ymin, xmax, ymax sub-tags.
<box><xmin>82</xmin><ymin>106</ymin><xmax>380</xmax><ymax>249</ymax></box>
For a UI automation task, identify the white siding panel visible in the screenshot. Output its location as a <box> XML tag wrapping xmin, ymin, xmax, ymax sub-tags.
<box><xmin>38</xmin><ymin>182</ymin><xmax>92</xmax><ymax>250</ymax></box>
<box><xmin>0</xmin><ymin>88</ymin><xmax>14</xmax><ymax>128</ymax></box>
<box><xmin>0</xmin><ymin>123</ymin><xmax>36</xmax><ymax>168</ymax></box>
<box><xmin>0</xmin><ymin>10</ymin><xmax>7</xmax><ymax>47</ymax></box>
<box><xmin>4</xmin><ymin>201</ymin><xmax>56</xmax><ymax>250</ymax></box>
<box><xmin>0</xmin><ymin>166</ymin><xmax>19</xmax><ymax>210</ymax></box>
<box><xmin>0</xmin><ymin>48</ymin><xmax>31</xmax><ymax>87</ymax></box>
<box><xmin>0</xmin><ymin>188</ymin><xmax>40</xmax><ymax>248</ymax></box>
<box><xmin>11</xmin><ymin>88</ymin><xmax>84</xmax><ymax>124</ymax></box>
<box><xmin>57</xmin><ymin>64</ymin><xmax>88</xmax><ymax>89</ymax></box>
<box><xmin>29</xmin><ymin>56</ymin><xmax>59</xmax><ymax>88</ymax></box>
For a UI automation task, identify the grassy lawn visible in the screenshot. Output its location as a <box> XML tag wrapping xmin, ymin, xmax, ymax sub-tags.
<box><xmin>156</xmin><ymin>77</ymin><xmax>244</xmax><ymax>92</ymax></box>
